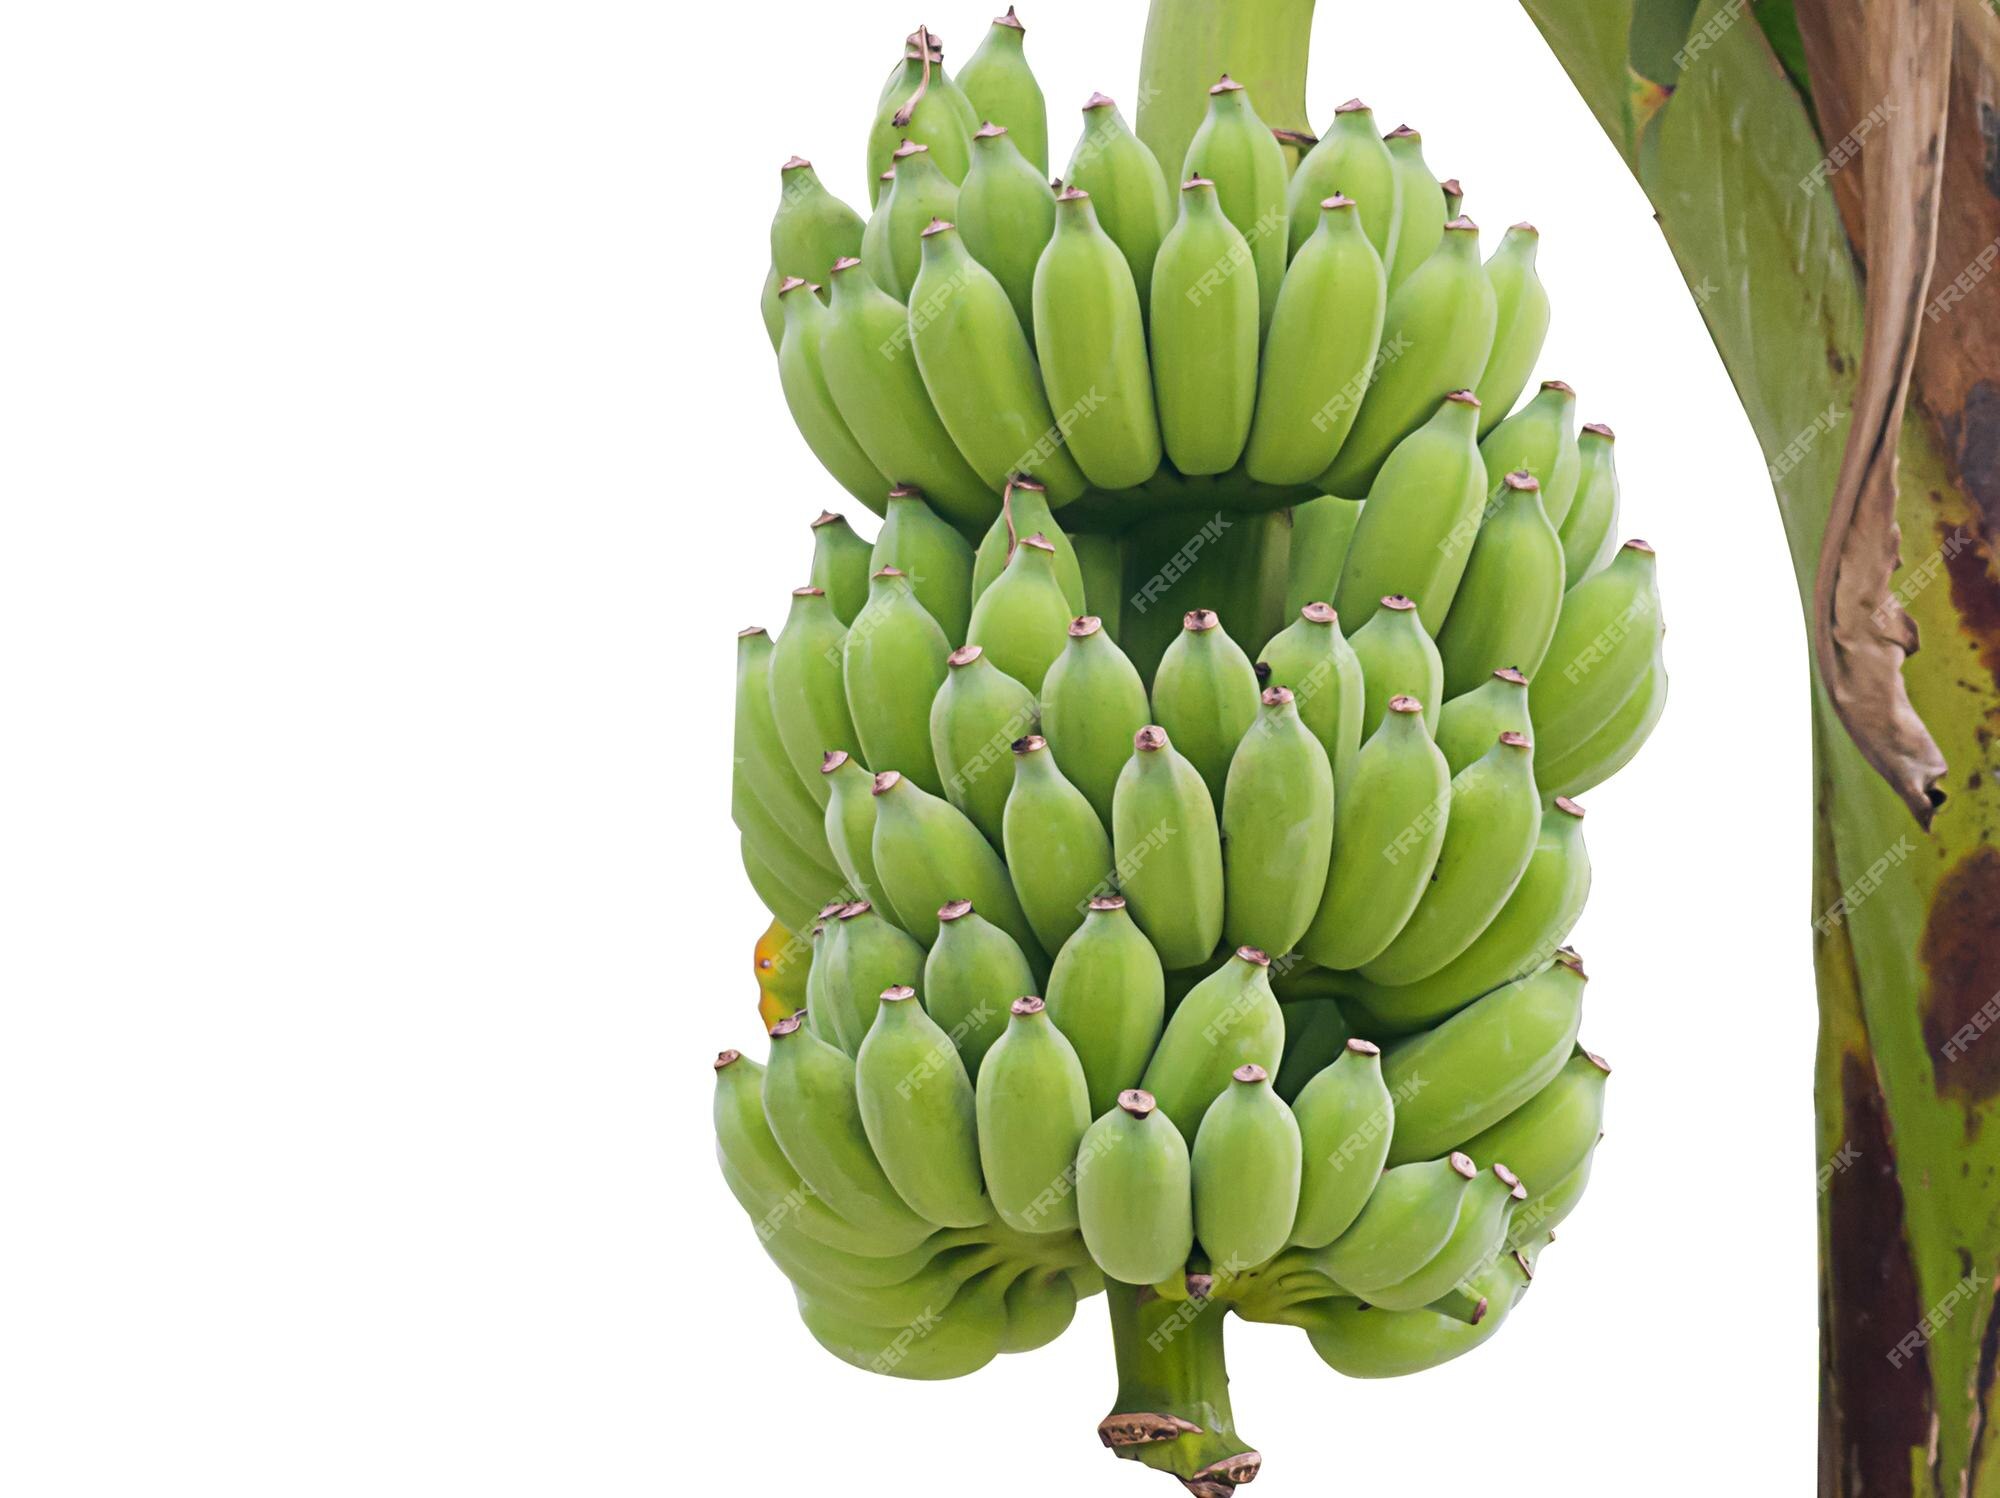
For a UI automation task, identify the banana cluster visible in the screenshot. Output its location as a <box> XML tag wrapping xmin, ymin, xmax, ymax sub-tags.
<box><xmin>724</xmin><ymin>6</ymin><xmax>1669</xmax><ymax>1477</ymax></box>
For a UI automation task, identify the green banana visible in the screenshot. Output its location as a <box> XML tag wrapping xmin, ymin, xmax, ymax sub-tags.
<box><xmin>1140</xmin><ymin>946</ymin><xmax>1286</xmax><ymax>1141</ymax></box>
<box><xmin>1434</xmin><ymin>667</ymin><xmax>1531</xmax><ymax>777</ymax></box>
<box><xmin>820</xmin><ymin>258</ymin><xmax>998</xmax><ymax>532</ymax></box>
<box><xmin>822</xmin><ymin>751</ymin><xmax>899</xmax><ymax>925</ymax></box>
<box><xmin>1149</xmin><ymin>176</ymin><xmax>1259</xmax><ymax>474</ymax></box>
<box><xmin>855</xmin><ymin>985</ymin><xmax>992</xmax><ymax>1227</ymax></box>
<box><xmin>1509</xmin><ymin>1143</ymin><xmax>1594</xmax><ymax>1248</ymax></box>
<box><xmin>925</xmin><ymin>899</ymin><xmax>1039</xmax><ymax>1075</ymax></box>
<box><xmin>1347</xmin><ymin>596</ymin><xmax>1444</xmax><ymax>739</ymax></box>
<box><xmin>1285</xmin><ymin>496</ymin><xmax>1365</xmax><ymax>618</ymax></box>
<box><xmin>1364</xmin><ymin>1163</ymin><xmax>1525</xmax><ymax>1310</ymax></box>
<box><xmin>796</xmin><ymin>1271</ymin><xmax>1006</xmax><ymax>1382</ymax></box>
<box><xmin>810</xmin><ymin>509</ymin><xmax>874</xmax><ymax>626</ymax></box>
<box><xmin>1244</xmin><ymin>195</ymin><xmax>1388</xmax><ymax>485</ymax></box>
<box><xmin>819</xmin><ymin>899</ymin><xmax>930</xmax><ymax>1058</ymax></box>
<box><xmin>955</xmin><ymin>9</ymin><xmax>1049</xmax><ymax>174</ymax></box>
<box><xmin>1297</xmin><ymin>696</ymin><xmax>1450</xmax><ymax>970</ymax></box>
<box><xmin>765</xmin><ymin>156</ymin><xmax>868</xmax><ymax>348</ymax></box>
<box><xmin>909</xmin><ymin>219</ymin><xmax>1086</xmax><ymax>502</ymax></box>
<box><xmin>1029</xmin><ymin>188</ymin><xmax>1162</xmax><ymax>490</ymax></box>
<box><xmin>1191</xmin><ymin>1064</ymin><xmax>1302</xmax><ymax>1271</ymax></box>
<box><xmin>1064</xmin><ymin>93</ymin><xmax>1172</xmax><ymax>314</ymax></box>
<box><xmin>1257</xmin><ymin>602</ymin><xmax>1364</xmax><ymax>789</ymax></box>
<box><xmin>872</xmin><ymin>485</ymin><xmax>976</xmax><ymax>647</ymax></box>
<box><xmin>1381</xmin><ymin>126</ymin><xmax>1445</xmax><ymax>290</ymax></box>
<box><xmin>734</xmin><ymin>626</ymin><xmax>844</xmax><ymax>904</ymax></box>
<box><xmin>1181</xmin><ymin>75</ymin><xmax>1290</xmax><ymax>337</ymax></box>
<box><xmin>777</xmin><ymin>279</ymin><xmax>892</xmax><ymax>509</ymax></box>
<box><xmin>1296</xmin><ymin>1249</ymin><xmax>1529</xmax><ymax>1377</ymax></box>
<box><xmin>1460</xmin><ymin>1048</ymin><xmax>1609</xmax><ymax>1197</ymax></box>
<box><xmin>1474</xmin><ymin>223</ymin><xmax>1551</xmax><ymax>435</ymax></box>
<box><xmin>1362</xmin><ymin>731</ymin><xmax>1542</xmax><ymax>987</ymax></box>
<box><xmin>958</xmin><ymin>123</ymin><xmax>1056</xmax><ymax>337</ymax></box>
<box><xmin>1290</xmin><ymin>1039</ymin><xmax>1396</xmax><ymax>1248</ymax></box>
<box><xmin>1442</xmin><ymin>178</ymin><xmax>1464</xmax><ymax>219</ymax></box>
<box><xmin>770</xmin><ymin>585</ymin><xmax>861</xmax><ymax>804</ymax></box>
<box><xmin>970</xmin><ymin>483</ymin><xmax>1082</xmax><ymax>619</ymax></box>
<box><xmin>1317</xmin><ymin>1151</ymin><xmax>1477</xmax><ymax>1296</ymax></box>
<box><xmin>1527</xmin><ymin>539</ymin><xmax>1663</xmax><ymax>767</ymax></box>
<box><xmin>1379</xmin><ymin>954</ymin><xmax>1588</xmax><ymax>1164</ymax></box>
<box><xmin>1332</xmin><ymin>390</ymin><xmax>1488</xmax><ymax>632</ymax></box>
<box><xmin>867</xmin><ymin>29</ymin><xmax>976</xmax><ymax>203</ymax></box>
<box><xmin>1285</xmin><ymin>100</ymin><xmax>1400</xmax><ymax>267</ymax></box>
<box><xmin>1537</xmin><ymin>655</ymin><xmax>1667</xmax><ymax>800</ymax></box>
<box><xmin>1273</xmin><ymin>997</ymin><xmax>1353</xmax><ymax>1103</ymax></box>
<box><xmin>930</xmin><ymin>643</ymin><xmax>1039</xmax><ymax>845</ymax></box>
<box><xmin>977</xmin><ymin>995</ymin><xmax>1092</xmax><ymax>1233</ymax></box>
<box><xmin>1150</xmin><ymin>608</ymin><xmax>1261</xmax><ymax>808</ymax></box>
<box><xmin>873</xmin><ymin>143</ymin><xmax>962</xmax><ymax>302</ymax></box>
<box><xmin>804</xmin><ymin>910</ymin><xmax>841</xmax><ymax>1044</ymax></box>
<box><xmin>1559</xmin><ymin>422</ymin><xmax>1621</xmax><ymax>587</ymax></box>
<box><xmin>740</xmin><ymin>835</ymin><xmax>821</xmax><ymax>935</ymax></box>
<box><xmin>871</xmin><ymin>769</ymin><xmax>1044</xmax><ymax>959</ymax></box>
<box><xmin>1434</xmin><ymin>470</ymin><xmax>1566</xmax><ymax>697</ymax></box>
<box><xmin>843</xmin><ymin>566</ymin><xmax>952</xmax><ymax>795</ymax></box>
<box><xmin>1222</xmin><ymin>687</ymin><xmax>1334</xmax><ymax>958</ymax></box>
<box><xmin>1003</xmin><ymin>734</ymin><xmax>1115</xmax><ymax>956</ymax></box>
<box><xmin>1320</xmin><ymin>219</ymin><xmax>1496</xmax><ymax>495</ymax></box>
<box><xmin>1112</xmin><ymin>725</ymin><xmax>1225</xmax><ymax>970</ymax></box>
<box><xmin>1076</xmin><ymin>1088</ymin><xmax>1195</xmax><ymax>1285</ymax></box>
<box><xmin>1480</xmin><ymin>379</ymin><xmax>1581</xmax><ymax>528</ymax></box>
<box><xmin>965</xmin><ymin>532</ymin><xmax>1072</xmax><ymax>693</ymax></box>
<box><xmin>1039</xmin><ymin>614</ymin><xmax>1151</xmax><ymax>830</ymax></box>
<box><xmin>1043</xmin><ymin>894</ymin><xmax>1166</xmax><ymax>1118</ymax></box>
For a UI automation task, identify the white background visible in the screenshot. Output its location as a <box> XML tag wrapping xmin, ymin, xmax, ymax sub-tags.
<box><xmin>5</xmin><ymin>2</ymin><xmax>1815</xmax><ymax>1493</ymax></box>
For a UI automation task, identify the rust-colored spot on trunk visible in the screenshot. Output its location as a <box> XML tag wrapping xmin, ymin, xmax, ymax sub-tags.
<box><xmin>1940</xmin><ymin>517</ymin><xmax>2000</xmax><ymax>701</ymax></box>
<box><xmin>1825</xmin><ymin>1052</ymin><xmax>1932</xmax><ymax>1494</ymax></box>
<box><xmin>1921</xmin><ymin>847</ymin><xmax>2000</xmax><ymax>1102</ymax></box>
<box><xmin>1945</xmin><ymin>381</ymin><xmax>2000</xmax><ymax>537</ymax></box>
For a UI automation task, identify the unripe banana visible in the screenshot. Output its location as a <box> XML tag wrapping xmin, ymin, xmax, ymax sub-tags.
<box><xmin>1285</xmin><ymin>497</ymin><xmax>1365</xmax><ymax>618</ymax></box>
<box><xmin>819</xmin><ymin>899</ymin><xmax>930</xmax><ymax>1058</ymax></box>
<box><xmin>872</xmin><ymin>485</ymin><xmax>976</xmax><ymax>646</ymax></box>
<box><xmin>1222</xmin><ymin>687</ymin><xmax>1335</xmax><ymax>957</ymax></box>
<box><xmin>804</xmin><ymin>909</ymin><xmax>843</xmax><ymax>1044</ymax></box>
<box><xmin>909</xmin><ymin>219</ymin><xmax>1087</xmax><ymax>502</ymax></box>
<box><xmin>1460</xmin><ymin>1048</ymin><xmax>1609</xmax><ymax>1198</ymax></box>
<box><xmin>1320</xmin><ymin>219</ymin><xmax>1497</xmax><ymax>495</ymax></box>
<box><xmin>1537</xmin><ymin>654</ymin><xmax>1666</xmax><ymax>799</ymax></box>
<box><xmin>820</xmin><ymin>258</ymin><xmax>998</xmax><ymax>532</ymax></box>
<box><xmin>1333</xmin><ymin>391</ymin><xmax>1488</xmax><ymax>631</ymax></box>
<box><xmin>1348</xmin><ymin>596</ymin><xmax>1444</xmax><ymax>739</ymax></box>
<box><xmin>1290</xmin><ymin>1039</ymin><xmax>1396</xmax><ymax>1247</ymax></box>
<box><xmin>1442</xmin><ymin>178</ymin><xmax>1464</xmax><ymax>218</ymax></box>
<box><xmin>1317</xmin><ymin>1150</ymin><xmax>1478</xmax><ymax>1296</ymax></box>
<box><xmin>925</xmin><ymin>899</ymin><xmax>1039</xmax><ymax>1074</ymax></box>
<box><xmin>1003</xmin><ymin>734</ymin><xmax>1115</xmax><ymax>956</ymax></box>
<box><xmin>822</xmin><ymin>751</ymin><xmax>900</xmax><ymax>926</ymax></box>
<box><xmin>740</xmin><ymin>835</ymin><xmax>821</xmax><ymax>935</ymax></box>
<box><xmin>971</xmin><ymin>478</ymin><xmax>1087</xmax><ymax>613</ymax></box>
<box><xmin>872</xmin><ymin>143</ymin><xmax>963</xmax><ymax>302</ymax></box>
<box><xmin>1480</xmin><ymin>379</ymin><xmax>1581</xmax><ymax>528</ymax></box>
<box><xmin>1043</xmin><ymin>895</ymin><xmax>1166</xmax><ymax>1118</ymax></box>
<box><xmin>766</xmin><ymin>157</ymin><xmax>867</xmax><ymax>348</ymax></box>
<box><xmin>796</xmin><ymin>1272</ymin><xmax>1006</xmax><ymax>1381</ymax></box>
<box><xmin>1297</xmin><ymin>1248</ymin><xmax>1529</xmax><ymax>1377</ymax></box>
<box><xmin>1192</xmin><ymin>1064</ymin><xmax>1302</xmax><ymax>1271</ymax></box>
<box><xmin>867</xmin><ymin>30</ymin><xmax>976</xmax><ymax>203</ymax></box>
<box><xmin>1365</xmin><ymin>1163</ymin><xmax>1525</xmax><ymax>1310</ymax></box>
<box><xmin>1435</xmin><ymin>470</ymin><xmax>1566</xmax><ymax>696</ymax></box>
<box><xmin>1382</xmin><ymin>126</ymin><xmax>1446</xmax><ymax>290</ymax></box>
<box><xmin>1559</xmin><ymin>422</ymin><xmax>1621</xmax><ymax>587</ymax></box>
<box><xmin>1040</xmin><ymin>615</ymin><xmax>1151</xmax><ymax>830</ymax></box>
<box><xmin>843</xmin><ymin>566</ymin><xmax>952</xmax><ymax>795</ymax></box>
<box><xmin>966</xmin><ymin>532</ymin><xmax>1072</xmax><ymax>693</ymax></box>
<box><xmin>1379</xmin><ymin>953</ymin><xmax>1587</xmax><ymax>1163</ymax></box>
<box><xmin>734</xmin><ymin>627</ymin><xmax>844</xmax><ymax>902</ymax></box>
<box><xmin>1076</xmin><ymin>1089</ymin><xmax>1195</xmax><ymax>1286</ymax></box>
<box><xmin>1151</xmin><ymin>608</ymin><xmax>1261</xmax><ymax>807</ymax></box>
<box><xmin>776</xmin><ymin>280</ymin><xmax>892</xmax><ymax>509</ymax></box>
<box><xmin>1297</xmin><ymin>696</ymin><xmax>1450</xmax><ymax>970</ymax></box>
<box><xmin>1257</xmin><ymin>603</ymin><xmax>1365</xmax><ymax>789</ymax></box>
<box><xmin>1001</xmin><ymin>1265</ymin><xmax>1083</xmax><ymax>1352</ymax></box>
<box><xmin>763</xmin><ymin>1012</ymin><xmax>932</xmax><ymax>1242</ymax></box>
<box><xmin>1528</xmin><ymin>539</ymin><xmax>1664</xmax><ymax>766</ymax></box>
<box><xmin>1362</xmin><ymin>731</ymin><xmax>1542</xmax><ymax>987</ymax></box>
<box><xmin>1150</xmin><ymin>177</ymin><xmax>1260</xmax><ymax>475</ymax></box>
<box><xmin>871</xmin><ymin>769</ymin><xmax>1044</xmax><ymax>959</ymax></box>
<box><xmin>809</xmin><ymin>510</ymin><xmax>874</xmax><ymax>626</ymax></box>
<box><xmin>1141</xmin><ymin>946</ymin><xmax>1286</xmax><ymax>1141</ymax></box>
<box><xmin>1029</xmin><ymin>188</ymin><xmax>1163</xmax><ymax>490</ymax></box>
<box><xmin>955</xmin><ymin>9</ymin><xmax>1049</xmax><ymax>174</ymax></box>
<box><xmin>1064</xmin><ymin>93</ymin><xmax>1172</xmax><ymax>313</ymax></box>
<box><xmin>1341</xmin><ymin>796</ymin><xmax>1590</xmax><ymax>1036</ymax></box>
<box><xmin>958</xmin><ymin>124</ymin><xmax>1056</xmax><ymax>337</ymax></box>
<box><xmin>1434</xmin><ymin>667</ymin><xmax>1531</xmax><ymax>777</ymax></box>
<box><xmin>770</xmin><ymin>585</ymin><xmax>862</xmax><ymax>804</ymax></box>
<box><xmin>1510</xmin><ymin>1144</ymin><xmax>1594</xmax><ymax>1248</ymax></box>
<box><xmin>1474</xmin><ymin>223</ymin><xmax>1552</xmax><ymax>435</ymax></box>
<box><xmin>1245</xmin><ymin>196</ymin><xmax>1389</xmax><ymax>485</ymax></box>
<box><xmin>977</xmin><ymin>995</ymin><xmax>1092</xmax><ymax>1233</ymax></box>
<box><xmin>1285</xmin><ymin>100</ymin><xmax>1400</xmax><ymax>267</ymax></box>
<box><xmin>930</xmin><ymin>643</ymin><xmax>1039</xmax><ymax>845</ymax></box>
<box><xmin>855</xmin><ymin>984</ymin><xmax>992</xmax><ymax>1227</ymax></box>
<box><xmin>1112</xmin><ymin>726</ymin><xmax>1225</xmax><ymax>970</ymax></box>
<box><xmin>1182</xmin><ymin>76</ymin><xmax>1290</xmax><ymax>337</ymax></box>
<box><xmin>1273</xmin><ymin>997</ymin><xmax>1354</xmax><ymax>1102</ymax></box>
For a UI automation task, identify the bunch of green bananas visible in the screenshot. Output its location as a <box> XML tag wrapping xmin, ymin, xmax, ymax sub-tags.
<box><xmin>721</xmin><ymin>11</ymin><xmax>1666</xmax><ymax>1492</ymax></box>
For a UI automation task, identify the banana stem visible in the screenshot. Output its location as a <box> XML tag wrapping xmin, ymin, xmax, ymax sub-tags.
<box><xmin>1135</xmin><ymin>0</ymin><xmax>1318</xmax><ymax>181</ymax></box>
<box><xmin>1100</xmin><ymin>1281</ymin><xmax>1261</xmax><ymax>1496</ymax></box>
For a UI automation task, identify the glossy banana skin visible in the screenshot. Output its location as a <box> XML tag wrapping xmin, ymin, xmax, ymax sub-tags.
<box><xmin>867</xmin><ymin>34</ymin><xmax>977</xmax><ymax>202</ymax></box>
<box><xmin>958</xmin><ymin>125</ymin><xmax>1055</xmax><ymax>338</ymax></box>
<box><xmin>925</xmin><ymin>900</ymin><xmax>1039</xmax><ymax>1076</ymax></box>
<box><xmin>1141</xmin><ymin>947</ymin><xmax>1286</xmax><ymax>1142</ymax></box>
<box><xmin>734</xmin><ymin>628</ymin><xmax>845</xmax><ymax>914</ymax></box>
<box><xmin>1039</xmin><ymin>615</ymin><xmax>1151</xmax><ymax>832</ymax></box>
<box><xmin>1221</xmin><ymin>687</ymin><xmax>1334</xmax><ymax>958</ymax></box>
<box><xmin>1560</xmin><ymin>422</ymin><xmax>1622</xmax><ymax>587</ymax></box>
<box><xmin>1364</xmin><ymin>1163</ymin><xmax>1524</xmax><ymax>1310</ymax></box>
<box><xmin>871</xmin><ymin>769</ymin><xmax>1045</xmax><ymax>962</ymax></box>
<box><xmin>1182</xmin><ymin>76</ymin><xmax>1290</xmax><ymax>338</ymax></box>
<box><xmin>1285</xmin><ymin>102</ymin><xmax>1400</xmax><ymax>268</ymax></box>
<box><xmin>822</xmin><ymin>751</ymin><xmax>898</xmax><ymax>926</ymax></box>
<box><xmin>1150</xmin><ymin>608</ymin><xmax>1261</xmax><ymax>809</ymax></box>
<box><xmin>1316</xmin><ymin>1151</ymin><xmax>1478</xmax><ymax>1297</ymax></box>
<box><xmin>955</xmin><ymin>11</ymin><xmax>1049</xmax><ymax>174</ymax></box>
<box><xmin>978</xmin><ymin>997</ymin><xmax>1091</xmax><ymax>1234</ymax></box>
<box><xmin>966</xmin><ymin>532</ymin><xmax>1072</xmax><ymax>694</ymax></box>
<box><xmin>1076</xmin><ymin>1089</ymin><xmax>1195</xmax><ymax>1287</ymax></box>
<box><xmin>1257</xmin><ymin>602</ymin><xmax>1365</xmax><ymax>790</ymax></box>
<box><xmin>875</xmin><ymin>487</ymin><xmax>976</xmax><ymax>647</ymax></box>
<box><xmin>1289</xmin><ymin>1040</ymin><xmax>1394</xmax><ymax>1248</ymax></box>
<box><xmin>857</xmin><ymin>986</ymin><xmax>994</xmax><ymax>1227</ymax></box>
<box><xmin>809</xmin><ymin>510</ymin><xmax>873</xmax><ymax>626</ymax></box>
<box><xmin>1382</xmin><ymin>126</ymin><xmax>1446</xmax><ymax>290</ymax></box>
<box><xmin>930</xmin><ymin>643</ymin><xmax>1039</xmax><ymax>846</ymax></box>
<box><xmin>1192</xmin><ymin>1064</ymin><xmax>1302</xmax><ymax>1271</ymax></box>
<box><xmin>1111</xmin><ymin>726</ymin><xmax>1224</xmax><ymax>971</ymax></box>
<box><xmin>972</xmin><ymin>479</ymin><xmax>1087</xmax><ymax>613</ymax></box>
<box><xmin>1043</xmin><ymin>896</ymin><xmax>1165</xmax><ymax>1119</ymax></box>
<box><xmin>1003</xmin><ymin>735</ymin><xmax>1115</xmax><ymax>956</ymax></box>
<box><xmin>776</xmin><ymin>280</ymin><xmax>892</xmax><ymax>509</ymax></box>
<box><xmin>1528</xmin><ymin>540</ymin><xmax>1664</xmax><ymax>769</ymax></box>
<box><xmin>1538</xmin><ymin>657</ymin><xmax>1666</xmax><ymax>800</ymax></box>
<box><xmin>1290</xmin><ymin>1244</ymin><xmax>1532</xmax><ymax>1377</ymax></box>
<box><xmin>844</xmin><ymin>567</ymin><xmax>952</xmax><ymax>795</ymax></box>
<box><xmin>764</xmin><ymin>158</ymin><xmax>867</xmax><ymax>350</ymax></box>
<box><xmin>1460</xmin><ymin>1048</ymin><xmax>1610</xmax><ymax>1198</ymax></box>
<box><xmin>1150</xmin><ymin>178</ymin><xmax>1259</xmax><ymax>475</ymax></box>
<box><xmin>1433</xmin><ymin>667</ymin><xmax>1532</xmax><ymax>777</ymax></box>
<box><xmin>1434</xmin><ymin>469</ymin><xmax>1567</xmax><ymax>697</ymax></box>
<box><xmin>873</xmin><ymin>143</ymin><xmax>963</xmax><ymax>303</ymax></box>
<box><xmin>1272</xmin><ymin>997</ymin><xmax>1354</xmax><ymax>1103</ymax></box>
<box><xmin>1065</xmin><ymin>94</ymin><xmax>1172</xmax><ymax>313</ymax></box>
<box><xmin>1348</xmin><ymin>596</ymin><xmax>1444</xmax><ymax>739</ymax></box>
<box><xmin>1285</xmin><ymin>497</ymin><xmax>1364</xmax><ymax>618</ymax></box>
<box><xmin>1475</xmin><ymin>224</ymin><xmax>1552</xmax><ymax>436</ymax></box>
<box><xmin>820</xmin><ymin>899</ymin><xmax>930</xmax><ymax>1058</ymax></box>
<box><xmin>770</xmin><ymin>586</ymin><xmax>861</xmax><ymax>805</ymax></box>
<box><xmin>1480</xmin><ymin>379</ymin><xmax>1581</xmax><ymax>528</ymax></box>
